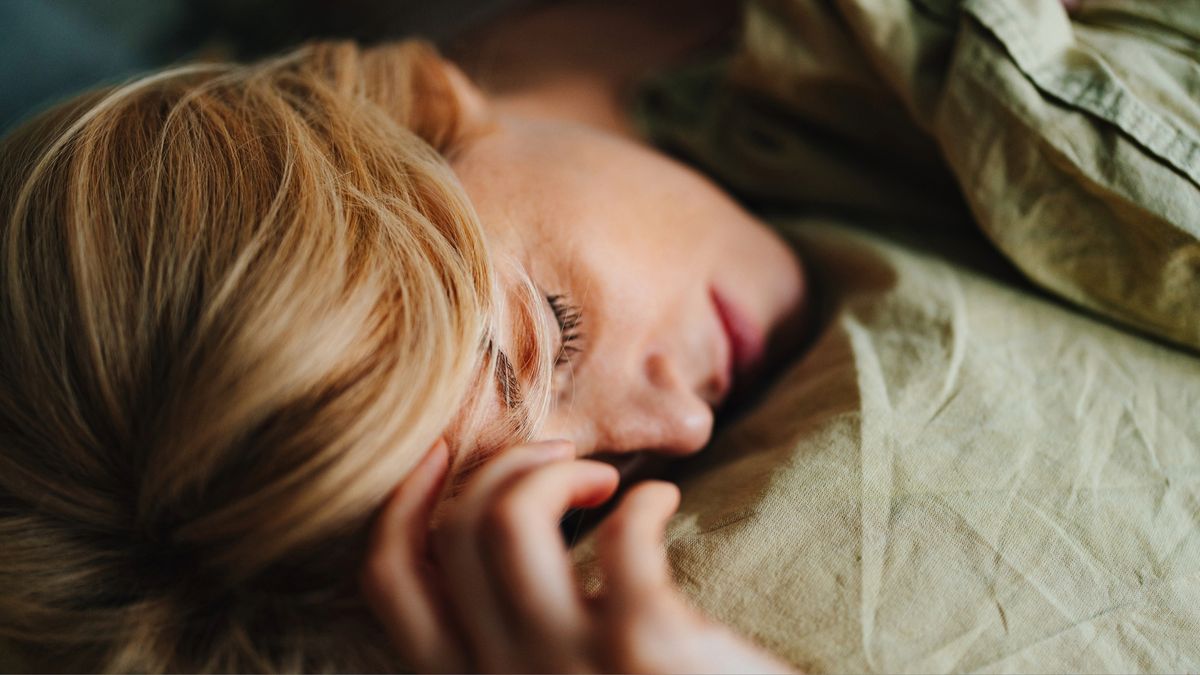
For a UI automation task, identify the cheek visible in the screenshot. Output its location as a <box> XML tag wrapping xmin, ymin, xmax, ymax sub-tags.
<box><xmin>532</xmin><ymin>406</ymin><xmax>596</xmax><ymax>455</ymax></box>
<box><xmin>584</xmin><ymin>210</ymin><xmax>719</xmax><ymax>295</ymax></box>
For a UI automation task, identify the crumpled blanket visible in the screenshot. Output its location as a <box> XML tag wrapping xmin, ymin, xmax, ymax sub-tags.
<box><xmin>575</xmin><ymin>2</ymin><xmax>1200</xmax><ymax>669</ymax></box>
<box><xmin>575</xmin><ymin>220</ymin><xmax>1200</xmax><ymax>672</ymax></box>
<box><xmin>634</xmin><ymin>0</ymin><xmax>1200</xmax><ymax>353</ymax></box>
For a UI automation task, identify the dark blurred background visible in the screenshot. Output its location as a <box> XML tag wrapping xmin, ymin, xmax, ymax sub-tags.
<box><xmin>0</xmin><ymin>0</ymin><xmax>530</xmax><ymax>133</ymax></box>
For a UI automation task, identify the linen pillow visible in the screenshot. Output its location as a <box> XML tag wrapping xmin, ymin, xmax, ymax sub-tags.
<box><xmin>575</xmin><ymin>221</ymin><xmax>1200</xmax><ymax>673</ymax></box>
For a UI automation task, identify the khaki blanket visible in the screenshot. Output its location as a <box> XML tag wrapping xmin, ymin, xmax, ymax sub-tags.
<box><xmin>7</xmin><ymin>1</ymin><xmax>1195</xmax><ymax>671</ymax></box>
<box><xmin>636</xmin><ymin>0</ymin><xmax>1200</xmax><ymax>353</ymax></box>
<box><xmin>573</xmin><ymin>1</ymin><xmax>1200</xmax><ymax>671</ymax></box>
<box><xmin>576</xmin><ymin>221</ymin><xmax>1200</xmax><ymax>672</ymax></box>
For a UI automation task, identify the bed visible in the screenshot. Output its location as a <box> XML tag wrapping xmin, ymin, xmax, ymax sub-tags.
<box><xmin>3</xmin><ymin>0</ymin><xmax>1196</xmax><ymax>671</ymax></box>
<box><xmin>574</xmin><ymin>0</ymin><xmax>1200</xmax><ymax>671</ymax></box>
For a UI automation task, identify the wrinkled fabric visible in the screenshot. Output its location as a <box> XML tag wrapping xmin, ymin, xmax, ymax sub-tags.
<box><xmin>575</xmin><ymin>4</ymin><xmax>1200</xmax><ymax>671</ymax></box>
<box><xmin>635</xmin><ymin>0</ymin><xmax>1200</xmax><ymax>352</ymax></box>
<box><xmin>575</xmin><ymin>221</ymin><xmax>1200</xmax><ymax>673</ymax></box>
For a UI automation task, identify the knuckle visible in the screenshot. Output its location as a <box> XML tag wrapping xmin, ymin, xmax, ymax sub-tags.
<box><xmin>430</xmin><ymin>511</ymin><xmax>471</xmax><ymax>555</ymax></box>
<box><xmin>596</xmin><ymin>521</ymin><xmax>621</xmax><ymax>552</ymax></box>
<box><xmin>482</xmin><ymin>490</ymin><xmax>530</xmax><ymax>540</ymax></box>
<box><xmin>597</xmin><ymin>511</ymin><xmax>634</xmax><ymax>547</ymax></box>
<box><xmin>609</xmin><ymin>623</ymin><xmax>654</xmax><ymax>670</ymax></box>
<box><xmin>608</xmin><ymin>601</ymin><xmax>687</xmax><ymax>671</ymax></box>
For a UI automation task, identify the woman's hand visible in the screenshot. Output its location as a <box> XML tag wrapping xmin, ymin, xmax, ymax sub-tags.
<box><xmin>361</xmin><ymin>439</ymin><xmax>795</xmax><ymax>673</ymax></box>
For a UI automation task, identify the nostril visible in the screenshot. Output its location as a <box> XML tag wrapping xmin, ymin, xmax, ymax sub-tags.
<box><xmin>635</xmin><ymin>352</ymin><xmax>716</xmax><ymax>455</ymax></box>
<box><xmin>701</xmin><ymin>369</ymin><xmax>731</xmax><ymax>408</ymax></box>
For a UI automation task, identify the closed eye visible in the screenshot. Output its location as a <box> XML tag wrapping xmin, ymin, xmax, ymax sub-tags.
<box><xmin>546</xmin><ymin>293</ymin><xmax>583</xmax><ymax>368</ymax></box>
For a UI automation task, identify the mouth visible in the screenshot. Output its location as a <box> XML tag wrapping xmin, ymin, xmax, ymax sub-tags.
<box><xmin>710</xmin><ymin>286</ymin><xmax>767</xmax><ymax>393</ymax></box>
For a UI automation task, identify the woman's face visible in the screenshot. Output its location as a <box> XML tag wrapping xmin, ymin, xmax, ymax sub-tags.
<box><xmin>450</xmin><ymin>109</ymin><xmax>807</xmax><ymax>471</ymax></box>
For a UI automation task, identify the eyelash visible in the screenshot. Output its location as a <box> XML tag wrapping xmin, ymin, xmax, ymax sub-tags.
<box><xmin>546</xmin><ymin>294</ymin><xmax>583</xmax><ymax>368</ymax></box>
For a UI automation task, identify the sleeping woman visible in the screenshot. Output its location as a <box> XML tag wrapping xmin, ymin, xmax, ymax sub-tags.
<box><xmin>3</xmin><ymin>0</ymin><xmax>1198</xmax><ymax>672</ymax></box>
<box><xmin>0</xmin><ymin>1</ymin><xmax>806</xmax><ymax>670</ymax></box>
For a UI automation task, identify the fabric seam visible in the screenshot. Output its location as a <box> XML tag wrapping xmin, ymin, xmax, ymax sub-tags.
<box><xmin>964</xmin><ymin>0</ymin><xmax>1200</xmax><ymax>188</ymax></box>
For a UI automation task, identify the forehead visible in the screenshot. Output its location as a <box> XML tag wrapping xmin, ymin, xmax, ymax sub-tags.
<box><xmin>450</xmin><ymin>115</ymin><xmax>645</xmax><ymax>230</ymax></box>
<box><xmin>452</xmin><ymin>125</ymin><xmax>596</xmax><ymax>280</ymax></box>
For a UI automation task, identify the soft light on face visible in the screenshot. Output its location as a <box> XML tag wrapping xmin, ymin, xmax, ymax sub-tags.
<box><xmin>450</xmin><ymin>110</ymin><xmax>808</xmax><ymax>470</ymax></box>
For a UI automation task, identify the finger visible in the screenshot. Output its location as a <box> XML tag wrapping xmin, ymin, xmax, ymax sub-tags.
<box><xmin>361</xmin><ymin>439</ymin><xmax>462</xmax><ymax>672</ymax></box>
<box><xmin>480</xmin><ymin>460</ymin><xmax>619</xmax><ymax>647</ymax></box>
<box><xmin>432</xmin><ymin>440</ymin><xmax>576</xmax><ymax>670</ymax></box>
<box><xmin>596</xmin><ymin>481</ymin><xmax>681</xmax><ymax>600</ymax></box>
<box><xmin>448</xmin><ymin>439</ymin><xmax>575</xmax><ymax>515</ymax></box>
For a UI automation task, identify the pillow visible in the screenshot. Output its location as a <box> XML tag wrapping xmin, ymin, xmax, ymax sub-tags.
<box><xmin>635</xmin><ymin>0</ymin><xmax>1200</xmax><ymax>352</ymax></box>
<box><xmin>574</xmin><ymin>221</ymin><xmax>1200</xmax><ymax>673</ymax></box>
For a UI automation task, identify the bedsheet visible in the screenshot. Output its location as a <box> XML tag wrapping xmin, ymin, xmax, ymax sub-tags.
<box><xmin>635</xmin><ymin>0</ymin><xmax>1200</xmax><ymax>353</ymax></box>
<box><xmin>585</xmin><ymin>10</ymin><xmax>1200</xmax><ymax>666</ymax></box>
<box><xmin>575</xmin><ymin>220</ymin><xmax>1200</xmax><ymax>672</ymax></box>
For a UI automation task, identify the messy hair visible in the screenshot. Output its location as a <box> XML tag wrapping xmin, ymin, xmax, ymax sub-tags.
<box><xmin>0</xmin><ymin>40</ymin><xmax>555</xmax><ymax>671</ymax></box>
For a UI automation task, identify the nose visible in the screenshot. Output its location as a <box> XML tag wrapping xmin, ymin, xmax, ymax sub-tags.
<box><xmin>591</xmin><ymin>352</ymin><xmax>714</xmax><ymax>456</ymax></box>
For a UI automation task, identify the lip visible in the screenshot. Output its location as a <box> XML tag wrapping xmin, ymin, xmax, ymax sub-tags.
<box><xmin>711</xmin><ymin>287</ymin><xmax>767</xmax><ymax>388</ymax></box>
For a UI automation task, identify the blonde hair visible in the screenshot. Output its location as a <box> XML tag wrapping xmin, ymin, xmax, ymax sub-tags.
<box><xmin>0</xmin><ymin>40</ymin><xmax>554</xmax><ymax>671</ymax></box>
